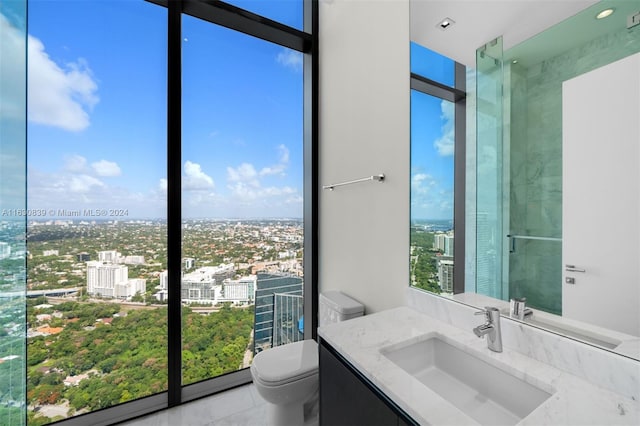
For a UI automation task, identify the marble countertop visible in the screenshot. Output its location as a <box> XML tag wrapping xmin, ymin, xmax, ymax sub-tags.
<box><xmin>446</xmin><ymin>292</ymin><xmax>640</xmax><ymax>360</ymax></box>
<box><xmin>318</xmin><ymin>306</ymin><xmax>640</xmax><ymax>425</ymax></box>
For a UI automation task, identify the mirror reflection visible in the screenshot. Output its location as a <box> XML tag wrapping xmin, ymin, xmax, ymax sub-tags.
<box><xmin>410</xmin><ymin>0</ymin><xmax>640</xmax><ymax>360</ymax></box>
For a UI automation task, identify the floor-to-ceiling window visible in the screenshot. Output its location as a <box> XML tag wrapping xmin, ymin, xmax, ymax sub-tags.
<box><xmin>180</xmin><ymin>13</ymin><xmax>304</xmax><ymax>386</ymax></box>
<box><xmin>409</xmin><ymin>42</ymin><xmax>465</xmax><ymax>295</ymax></box>
<box><xmin>26</xmin><ymin>1</ymin><xmax>168</xmax><ymax>424</ymax></box>
<box><xmin>22</xmin><ymin>1</ymin><xmax>315</xmax><ymax>424</ymax></box>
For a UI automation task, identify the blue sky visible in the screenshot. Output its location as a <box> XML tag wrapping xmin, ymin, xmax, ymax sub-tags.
<box><xmin>8</xmin><ymin>1</ymin><xmax>453</xmax><ymax>221</ymax></box>
<box><xmin>411</xmin><ymin>43</ymin><xmax>456</xmax><ymax>221</ymax></box>
<box><xmin>22</xmin><ymin>0</ymin><xmax>303</xmax><ymax>219</ymax></box>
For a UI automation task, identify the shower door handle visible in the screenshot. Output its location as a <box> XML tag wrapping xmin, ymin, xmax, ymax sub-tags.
<box><xmin>565</xmin><ymin>264</ymin><xmax>586</xmax><ymax>273</ymax></box>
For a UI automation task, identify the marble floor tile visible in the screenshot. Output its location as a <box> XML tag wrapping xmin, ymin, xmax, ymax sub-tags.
<box><xmin>121</xmin><ymin>384</ymin><xmax>319</xmax><ymax>426</ymax></box>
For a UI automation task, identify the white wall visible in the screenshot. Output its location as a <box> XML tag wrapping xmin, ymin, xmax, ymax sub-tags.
<box><xmin>319</xmin><ymin>0</ymin><xmax>410</xmax><ymax>313</ymax></box>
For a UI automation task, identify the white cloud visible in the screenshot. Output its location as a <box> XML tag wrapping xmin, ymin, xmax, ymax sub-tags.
<box><xmin>27</xmin><ymin>30</ymin><xmax>99</xmax><ymax>131</ymax></box>
<box><xmin>183</xmin><ymin>160</ymin><xmax>215</xmax><ymax>190</ymax></box>
<box><xmin>259</xmin><ymin>145</ymin><xmax>289</xmax><ymax>177</ymax></box>
<box><xmin>227</xmin><ymin>163</ymin><xmax>259</xmax><ymax>187</ymax></box>
<box><xmin>276</xmin><ymin>49</ymin><xmax>303</xmax><ymax>72</ymax></box>
<box><xmin>434</xmin><ymin>100</ymin><xmax>455</xmax><ymax>156</ymax></box>
<box><xmin>28</xmin><ymin>167</ymin><xmax>167</xmax><ymax>218</ymax></box>
<box><xmin>227</xmin><ymin>181</ymin><xmax>296</xmax><ymax>203</ymax></box>
<box><xmin>92</xmin><ymin>159</ymin><xmax>121</xmax><ymax>177</ymax></box>
<box><xmin>63</xmin><ymin>154</ymin><xmax>88</xmax><ymax>173</ymax></box>
<box><xmin>68</xmin><ymin>174</ymin><xmax>105</xmax><ymax>193</ymax></box>
<box><xmin>411</xmin><ymin>173</ymin><xmax>436</xmax><ymax>196</ymax></box>
<box><xmin>159</xmin><ymin>178</ymin><xmax>168</xmax><ymax>191</ymax></box>
<box><xmin>411</xmin><ymin>171</ymin><xmax>452</xmax><ymax>219</ymax></box>
<box><xmin>225</xmin><ymin>145</ymin><xmax>300</xmax><ymax>212</ymax></box>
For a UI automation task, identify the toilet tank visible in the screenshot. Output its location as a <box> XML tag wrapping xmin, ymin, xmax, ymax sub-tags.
<box><xmin>319</xmin><ymin>291</ymin><xmax>364</xmax><ymax>327</ymax></box>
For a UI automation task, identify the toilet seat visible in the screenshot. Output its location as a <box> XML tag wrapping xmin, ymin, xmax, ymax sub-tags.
<box><xmin>251</xmin><ymin>340</ymin><xmax>318</xmax><ymax>387</ymax></box>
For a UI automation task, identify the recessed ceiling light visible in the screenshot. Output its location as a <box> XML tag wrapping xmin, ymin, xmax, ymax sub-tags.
<box><xmin>436</xmin><ymin>17</ymin><xmax>455</xmax><ymax>31</ymax></box>
<box><xmin>596</xmin><ymin>8</ymin><xmax>615</xmax><ymax>19</ymax></box>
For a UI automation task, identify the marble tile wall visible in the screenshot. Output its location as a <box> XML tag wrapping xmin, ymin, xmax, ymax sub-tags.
<box><xmin>506</xmin><ymin>24</ymin><xmax>640</xmax><ymax>313</ymax></box>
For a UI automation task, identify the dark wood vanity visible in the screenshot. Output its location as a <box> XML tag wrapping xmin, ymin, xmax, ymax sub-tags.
<box><xmin>319</xmin><ymin>338</ymin><xmax>418</xmax><ymax>426</ymax></box>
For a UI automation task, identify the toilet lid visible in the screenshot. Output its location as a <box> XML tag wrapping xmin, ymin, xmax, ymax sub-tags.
<box><xmin>252</xmin><ymin>340</ymin><xmax>318</xmax><ymax>386</ymax></box>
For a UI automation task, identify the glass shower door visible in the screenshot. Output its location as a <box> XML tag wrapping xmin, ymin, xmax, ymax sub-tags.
<box><xmin>475</xmin><ymin>37</ymin><xmax>507</xmax><ymax>300</ymax></box>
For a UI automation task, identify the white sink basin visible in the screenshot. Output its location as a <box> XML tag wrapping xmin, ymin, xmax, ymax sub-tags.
<box><xmin>381</xmin><ymin>334</ymin><xmax>553</xmax><ymax>425</ymax></box>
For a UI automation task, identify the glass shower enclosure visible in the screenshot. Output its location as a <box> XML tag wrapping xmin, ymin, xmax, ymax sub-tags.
<box><xmin>474</xmin><ymin>0</ymin><xmax>640</xmax><ymax>314</ymax></box>
<box><xmin>0</xmin><ymin>0</ymin><xmax>27</xmax><ymax>424</ymax></box>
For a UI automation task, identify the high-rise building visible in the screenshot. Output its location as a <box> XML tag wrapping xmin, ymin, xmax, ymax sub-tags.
<box><xmin>253</xmin><ymin>273</ymin><xmax>303</xmax><ymax>354</ymax></box>
<box><xmin>444</xmin><ymin>235</ymin><xmax>454</xmax><ymax>257</ymax></box>
<box><xmin>438</xmin><ymin>258</ymin><xmax>454</xmax><ymax>293</ymax></box>
<box><xmin>434</xmin><ymin>233</ymin><xmax>446</xmax><ymax>251</ymax></box>
<box><xmin>86</xmin><ymin>261</ymin><xmax>147</xmax><ymax>299</ymax></box>
<box><xmin>86</xmin><ymin>261</ymin><xmax>129</xmax><ymax>298</ymax></box>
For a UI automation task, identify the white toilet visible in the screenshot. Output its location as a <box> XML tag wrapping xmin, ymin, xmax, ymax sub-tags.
<box><xmin>250</xmin><ymin>291</ymin><xmax>364</xmax><ymax>425</ymax></box>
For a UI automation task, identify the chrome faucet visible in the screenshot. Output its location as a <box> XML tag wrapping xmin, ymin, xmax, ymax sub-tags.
<box><xmin>510</xmin><ymin>297</ymin><xmax>533</xmax><ymax>320</ymax></box>
<box><xmin>473</xmin><ymin>307</ymin><xmax>503</xmax><ymax>352</ymax></box>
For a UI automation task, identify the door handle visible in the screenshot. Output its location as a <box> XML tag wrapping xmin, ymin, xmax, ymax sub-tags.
<box><xmin>565</xmin><ymin>264</ymin><xmax>586</xmax><ymax>273</ymax></box>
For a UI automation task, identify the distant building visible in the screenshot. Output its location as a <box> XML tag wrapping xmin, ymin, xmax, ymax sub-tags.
<box><xmin>43</xmin><ymin>249</ymin><xmax>59</xmax><ymax>257</ymax></box>
<box><xmin>63</xmin><ymin>373</ymin><xmax>90</xmax><ymax>387</ymax></box>
<box><xmin>77</xmin><ymin>252</ymin><xmax>91</xmax><ymax>262</ymax></box>
<box><xmin>181</xmin><ymin>264</ymin><xmax>234</xmax><ymax>304</ymax></box>
<box><xmin>433</xmin><ymin>232</ymin><xmax>454</xmax><ymax>256</ymax></box>
<box><xmin>127</xmin><ymin>278</ymin><xmax>147</xmax><ymax>297</ymax></box>
<box><xmin>0</xmin><ymin>242</ymin><xmax>10</xmax><ymax>260</ymax></box>
<box><xmin>221</xmin><ymin>275</ymin><xmax>256</xmax><ymax>304</ymax></box>
<box><xmin>444</xmin><ymin>235</ymin><xmax>454</xmax><ymax>257</ymax></box>
<box><xmin>98</xmin><ymin>250</ymin><xmax>120</xmax><ymax>263</ymax></box>
<box><xmin>184</xmin><ymin>258</ymin><xmax>195</xmax><ymax>270</ymax></box>
<box><xmin>253</xmin><ymin>273</ymin><xmax>303</xmax><ymax>354</ymax></box>
<box><xmin>438</xmin><ymin>257</ymin><xmax>454</xmax><ymax>293</ymax></box>
<box><xmin>86</xmin><ymin>261</ymin><xmax>146</xmax><ymax>299</ymax></box>
<box><xmin>154</xmin><ymin>270</ymin><xmax>169</xmax><ymax>301</ymax></box>
<box><xmin>123</xmin><ymin>255</ymin><xmax>145</xmax><ymax>265</ymax></box>
<box><xmin>154</xmin><ymin>268</ymin><xmax>253</xmax><ymax>304</ymax></box>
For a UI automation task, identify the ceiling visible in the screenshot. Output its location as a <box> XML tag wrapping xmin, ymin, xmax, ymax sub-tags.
<box><xmin>410</xmin><ymin>0</ymin><xmax>600</xmax><ymax>66</ymax></box>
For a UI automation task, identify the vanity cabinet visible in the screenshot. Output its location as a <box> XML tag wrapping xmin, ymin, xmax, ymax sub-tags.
<box><xmin>319</xmin><ymin>339</ymin><xmax>417</xmax><ymax>426</ymax></box>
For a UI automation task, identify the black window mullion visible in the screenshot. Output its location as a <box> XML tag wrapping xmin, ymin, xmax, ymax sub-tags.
<box><xmin>453</xmin><ymin>62</ymin><xmax>466</xmax><ymax>294</ymax></box>
<box><xmin>304</xmin><ymin>0</ymin><xmax>319</xmax><ymax>341</ymax></box>
<box><xmin>167</xmin><ymin>0</ymin><xmax>183</xmax><ymax>408</ymax></box>
<box><xmin>148</xmin><ymin>0</ymin><xmax>312</xmax><ymax>52</ymax></box>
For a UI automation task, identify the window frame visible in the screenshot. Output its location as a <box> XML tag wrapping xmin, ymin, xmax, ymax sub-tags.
<box><xmin>410</xmin><ymin>60</ymin><xmax>466</xmax><ymax>294</ymax></box>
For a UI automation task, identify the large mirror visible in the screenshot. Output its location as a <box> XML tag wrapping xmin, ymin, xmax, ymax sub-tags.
<box><xmin>410</xmin><ymin>0</ymin><xmax>640</xmax><ymax>360</ymax></box>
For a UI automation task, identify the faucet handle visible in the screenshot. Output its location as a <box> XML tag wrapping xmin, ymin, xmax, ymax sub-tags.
<box><xmin>474</xmin><ymin>308</ymin><xmax>490</xmax><ymax>321</ymax></box>
<box><xmin>475</xmin><ymin>307</ymin><xmax>499</xmax><ymax>322</ymax></box>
